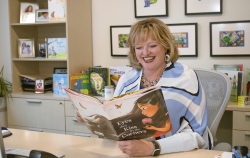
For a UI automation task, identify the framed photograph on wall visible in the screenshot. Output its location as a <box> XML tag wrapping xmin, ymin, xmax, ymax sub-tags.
<box><xmin>20</xmin><ymin>2</ymin><xmax>39</xmax><ymax>23</ymax></box>
<box><xmin>134</xmin><ymin>0</ymin><xmax>168</xmax><ymax>18</ymax></box>
<box><xmin>18</xmin><ymin>39</ymin><xmax>35</xmax><ymax>58</ymax></box>
<box><xmin>54</xmin><ymin>68</ymin><xmax>67</xmax><ymax>74</ymax></box>
<box><xmin>35</xmin><ymin>79</ymin><xmax>44</xmax><ymax>94</ymax></box>
<box><xmin>110</xmin><ymin>26</ymin><xmax>131</xmax><ymax>57</ymax></box>
<box><xmin>167</xmin><ymin>23</ymin><xmax>198</xmax><ymax>57</ymax></box>
<box><xmin>210</xmin><ymin>20</ymin><xmax>250</xmax><ymax>57</ymax></box>
<box><xmin>35</xmin><ymin>9</ymin><xmax>49</xmax><ymax>22</ymax></box>
<box><xmin>185</xmin><ymin>0</ymin><xmax>222</xmax><ymax>15</ymax></box>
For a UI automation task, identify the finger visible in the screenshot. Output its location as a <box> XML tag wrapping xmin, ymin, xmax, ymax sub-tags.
<box><xmin>117</xmin><ymin>141</ymin><xmax>130</xmax><ymax>148</ymax></box>
<box><xmin>76</xmin><ymin>111</ymin><xmax>81</xmax><ymax>117</ymax></box>
<box><xmin>76</xmin><ymin>116</ymin><xmax>84</xmax><ymax>123</ymax></box>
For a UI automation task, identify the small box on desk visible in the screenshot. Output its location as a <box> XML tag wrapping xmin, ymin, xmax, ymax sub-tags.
<box><xmin>238</xmin><ymin>96</ymin><xmax>250</xmax><ymax>107</ymax></box>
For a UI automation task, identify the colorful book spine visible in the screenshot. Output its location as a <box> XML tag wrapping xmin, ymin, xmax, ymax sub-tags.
<box><xmin>81</xmin><ymin>72</ymin><xmax>89</xmax><ymax>95</ymax></box>
<box><xmin>89</xmin><ymin>67</ymin><xmax>109</xmax><ymax>96</ymax></box>
<box><xmin>247</xmin><ymin>68</ymin><xmax>250</xmax><ymax>96</ymax></box>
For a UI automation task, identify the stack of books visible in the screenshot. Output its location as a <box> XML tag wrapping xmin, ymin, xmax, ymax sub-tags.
<box><xmin>19</xmin><ymin>74</ymin><xmax>53</xmax><ymax>92</ymax></box>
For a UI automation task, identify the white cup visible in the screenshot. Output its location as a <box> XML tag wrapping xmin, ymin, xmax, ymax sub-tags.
<box><xmin>105</xmin><ymin>86</ymin><xmax>114</xmax><ymax>100</ymax></box>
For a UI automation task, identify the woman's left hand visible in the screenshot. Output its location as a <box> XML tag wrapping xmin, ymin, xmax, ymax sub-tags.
<box><xmin>117</xmin><ymin>139</ymin><xmax>155</xmax><ymax>157</ymax></box>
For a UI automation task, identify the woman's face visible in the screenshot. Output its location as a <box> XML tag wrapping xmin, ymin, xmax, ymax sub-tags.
<box><xmin>135</xmin><ymin>36</ymin><xmax>167</xmax><ymax>72</ymax></box>
<box><xmin>28</xmin><ymin>6</ymin><xmax>32</xmax><ymax>12</ymax></box>
<box><xmin>137</xmin><ymin>102</ymin><xmax>159</xmax><ymax>117</ymax></box>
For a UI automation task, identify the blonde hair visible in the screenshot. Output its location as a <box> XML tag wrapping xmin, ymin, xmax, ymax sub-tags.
<box><xmin>127</xmin><ymin>18</ymin><xmax>179</xmax><ymax>71</ymax></box>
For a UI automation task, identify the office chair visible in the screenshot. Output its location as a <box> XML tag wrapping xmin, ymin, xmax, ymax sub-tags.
<box><xmin>194</xmin><ymin>69</ymin><xmax>232</xmax><ymax>152</ymax></box>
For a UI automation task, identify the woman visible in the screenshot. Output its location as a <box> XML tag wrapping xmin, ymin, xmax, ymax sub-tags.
<box><xmin>77</xmin><ymin>18</ymin><xmax>211</xmax><ymax>156</ymax></box>
<box><xmin>113</xmin><ymin>18</ymin><xmax>212</xmax><ymax>156</ymax></box>
<box><xmin>24</xmin><ymin>5</ymin><xmax>33</xmax><ymax>12</ymax></box>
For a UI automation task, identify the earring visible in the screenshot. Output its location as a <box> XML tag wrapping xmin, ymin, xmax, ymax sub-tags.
<box><xmin>165</xmin><ymin>54</ymin><xmax>170</xmax><ymax>62</ymax></box>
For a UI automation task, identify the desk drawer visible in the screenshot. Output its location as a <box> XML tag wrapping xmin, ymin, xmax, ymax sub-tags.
<box><xmin>65</xmin><ymin>101</ymin><xmax>77</xmax><ymax>117</ymax></box>
<box><xmin>232</xmin><ymin>130</ymin><xmax>250</xmax><ymax>149</ymax></box>
<box><xmin>66</xmin><ymin>116</ymin><xmax>92</xmax><ymax>133</ymax></box>
<box><xmin>233</xmin><ymin>111</ymin><xmax>250</xmax><ymax>130</ymax></box>
<box><xmin>8</xmin><ymin>98</ymin><xmax>65</xmax><ymax>131</ymax></box>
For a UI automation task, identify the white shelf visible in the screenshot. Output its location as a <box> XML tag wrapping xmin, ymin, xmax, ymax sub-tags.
<box><xmin>12</xmin><ymin>58</ymin><xmax>67</xmax><ymax>61</ymax></box>
<box><xmin>11</xmin><ymin>21</ymin><xmax>66</xmax><ymax>26</ymax></box>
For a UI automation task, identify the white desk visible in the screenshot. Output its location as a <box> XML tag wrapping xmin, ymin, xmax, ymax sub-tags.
<box><xmin>4</xmin><ymin>129</ymin><xmax>224</xmax><ymax>158</ymax></box>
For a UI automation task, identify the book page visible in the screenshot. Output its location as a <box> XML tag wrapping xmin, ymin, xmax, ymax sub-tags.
<box><xmin>103</xmin><ymin>86</ymin><xmax>171</xmax><ymax>140</ymax></box>
<box><xmin>64</xmin><ymin>88</ymin><xmax>118</xmax><ymax>140</ymax></box>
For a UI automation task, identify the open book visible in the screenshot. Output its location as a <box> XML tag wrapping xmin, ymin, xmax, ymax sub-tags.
<box><xmin>64</xmin><ymin>86</ymin><xmax>172</xmax><ymax>141</ymax></box>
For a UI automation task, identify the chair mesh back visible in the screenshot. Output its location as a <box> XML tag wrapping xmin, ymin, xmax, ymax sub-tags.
<box><xmin>194</xmin><ymin>69</ymin><xmax>231</xmax><ymax>142</ymax></box>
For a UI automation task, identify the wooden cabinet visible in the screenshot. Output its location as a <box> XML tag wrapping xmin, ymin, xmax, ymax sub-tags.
<box><xmin>232</xmin><ymin>111</ymin><xmax>250</xmax><ymax>150</ymax></box>
<box><xmin>7</xmin><ymin>0</ymin><xmax>94</xmax><ymax>137</ymax></box>
<box><xmin>7</xmin><ymin>94</ymin><xmax>104</xmax><ymax>137</ymax></box>
<box><xmin>8</xmin><ymin>97</ymin><xmax>65</xmax><ymax>133</ymax></box>
<box><xmin>8</xmin><ymin>0</ymin><xmax>93</xmax><ymax>94</ymax></box>
<box><xmin>217</xmin><ymin>103</ymin><xmax>250</xmax><ymax>152</ymax></box>
<box><xmin>64</xmin><ymin>100</ymin><xmax>98</xmax><ymax>138</ymax></box>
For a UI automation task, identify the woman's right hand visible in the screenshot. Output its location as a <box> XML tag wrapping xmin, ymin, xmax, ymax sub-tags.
<box><xmin>76</xmin><ymin>111</ymin><xmax>84</xmax><ymax>123</ymax></box>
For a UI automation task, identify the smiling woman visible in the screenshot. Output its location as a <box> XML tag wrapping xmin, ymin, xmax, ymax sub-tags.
<box><xmin>114</xmin><ymin>18</ymin><xmax>212</xmax><ymax>157</ymax></box>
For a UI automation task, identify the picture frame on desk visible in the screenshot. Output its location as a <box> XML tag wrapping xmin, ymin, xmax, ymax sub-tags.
<box><xmin>18</xmin><ymin>39</ymin><xmax>35</xmax><ymax>58</ymax></box>
<box><xmin>35</xmin><ymin>9</ymin><xmax>49</xmax><ymax>22</ymax></box>
<box><xmin>213</xmin><ymin>64</ymin><xmax>243</xmax><ymax>71</ymax></box>
<box><xmin>185</xmin><ymin>0</ymin><xmax>222</xmax><ymax>15</ymax></box>
<box><xmin>35</xmin><ymin>79</ymin><xmax>45</xmax><ymax>94</ymax></box>
<box><xmin>167</xmin><ymin>23</ymin><xmax>198</xmax><ymax>57</ymax></box>
<box><xmin>210</xmin><ymin>20</ymin><xmax>250</xmax><ymax>57</ymax></box>
<box><xmin>110</xmin><ymin>26</ymin><xmax>131</xmax><ymax>57</ymax></box>
<box><xmin>134</xmin><ymin>0</ymin><xmax>168</xmax><ymax>18</ymax></box>
<box><xmin>20</xmin><ymin>2</ymin><xmax>39</xmax><ymax>23</ymax></box>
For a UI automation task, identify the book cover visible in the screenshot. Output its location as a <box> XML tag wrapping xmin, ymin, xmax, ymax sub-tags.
<box><xmin>218</xmin><ymin>70</ymin><xmax>243</xmax><ymax>102</ymax></box>
<box><xmin>69</xmin><ymin>73</ymin><xmax>82</xmax><ymax>93</ymax></box>
<box><xmin>69</xmin><ymin>73</ymin><xmax>89</xmax><ymax>95</ymax></box>
<box><xmin>89</xmin><ymin>67</ymin><xmax>110</xmax><ymax>96</ymax></box>
<box><xmin>64</xmin><ymin>86</ymin><xmax>172</xmax><ymax>141</ymax></box>
<box><xmin>48</xmin><ymin>0</ymin><xmax>66</xmax><ymax>21</ymax></box>
<box><xmin>46</xmin><ymin>38</ymin><xmax>67</xmax><ymax>59</ymax></box>
<box><xmin>109</xmin><ymin>66</ymin><xmax>132</xmax><ymax>89</ymax></box>
<box><xmin>247</xmin><ymin>68</ymin><xmax>250</xmax><ymax>96</ymax></box>
<box><xmin>53</xmin><ymin>74</ymin><xmax>68</xmax><ymax>95</ymax></box>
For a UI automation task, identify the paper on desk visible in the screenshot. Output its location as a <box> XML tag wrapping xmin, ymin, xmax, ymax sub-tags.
<box><xmin>214</xmin><ymin>152</ymin><xmax>233</xmax><ymax>158</ymax></box>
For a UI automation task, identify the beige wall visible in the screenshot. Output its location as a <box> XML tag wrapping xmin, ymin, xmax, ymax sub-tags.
<box><xmin>92</xmin><ymin>0</ymin><xmax>250</xmax><ymax>94</ymax></box>
<box><xmin>1</xmin><ymin>0</ymin><xmax>250</xmax><ymax>93</ymax></box>
<box><xmin>0</xmin><ymin>0</ymin><xmax>11</xmax><ymax>82</ymax></box>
